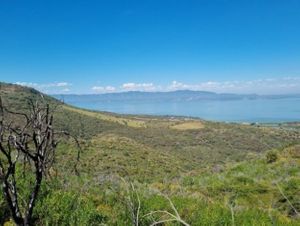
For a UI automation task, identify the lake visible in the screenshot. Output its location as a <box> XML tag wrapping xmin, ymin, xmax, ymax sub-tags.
<box><xmin>63</xmin><ymin>97</ymin><xmax>300</xmax><ymax>123</ymax></box>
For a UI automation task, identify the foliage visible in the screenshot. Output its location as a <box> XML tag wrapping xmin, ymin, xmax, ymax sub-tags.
<box><xmin>266</xmin><ymin>149</ymin><xmax>278</xmax><ymax>163</ymax></box>
<box><xmin>35</xmin><ymin>190</ymin><xmax>106</xmax><ymax>226</ymax></box>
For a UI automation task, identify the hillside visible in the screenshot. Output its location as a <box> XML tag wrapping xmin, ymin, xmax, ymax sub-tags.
<box><xmin>0</xmin><ymin>82</ymin><xmax>300</xmax><ymax>225</ymax></box>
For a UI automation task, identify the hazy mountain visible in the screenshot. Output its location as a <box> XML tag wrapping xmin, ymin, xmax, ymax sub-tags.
<box><xmin>53</xmin><ymin>90</ymin><xmax>261</xmax><ymax>103</ymax></box>
<box><xmin>53</xmin><ymin>90</ymin><xmax>300</xmax><ymax>103</ymax></box>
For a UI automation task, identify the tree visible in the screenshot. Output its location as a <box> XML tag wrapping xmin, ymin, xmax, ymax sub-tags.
<box><xmin>0</xmin><ymin>97</ymin><xmax>77</xmax><ymax>225</ymax></box>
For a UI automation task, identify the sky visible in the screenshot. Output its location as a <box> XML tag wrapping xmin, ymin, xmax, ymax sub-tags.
<box><xmin>0</xmin><ymin>0</ymin><xmax>300</xmax><ymax>94</ymax></box>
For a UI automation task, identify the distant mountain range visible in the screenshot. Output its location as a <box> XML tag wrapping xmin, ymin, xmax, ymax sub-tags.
<box><xmin>53</xmin><ymin>90</ymin><xmax>300</xmax><ymax>103</ymax></box>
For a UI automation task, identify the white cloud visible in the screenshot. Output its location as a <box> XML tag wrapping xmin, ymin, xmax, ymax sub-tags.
<box><xmin>168</xmin><ymin>80</ymin><xmax>222</xmax><ymax>91</ymax></box>
<box><xmin>56</xmin><ymin>82</ymin><xmax>69</xmax><ymax>87</ymax></box>
<box><xmin>92</xmin><ymin>86</ymin><xmax>116</xmax><ymax>93</ymax></box>
<box><xmin>121</xmin><ymin>82</ymin><xmax>157</xmax><ymax>91</ymax></box>
<box><xmin>15</xmin><ymin>82</ymin><xmax>39</xmax><ymax>87</ymax></box>
<box><xmin>61</xmin><ymin>88</ymin><xmax>70</xmax><ymax>92</ymax></box>
<box><xmin>15</xmin><ymin>81</ymin><xmax>71</xmax><ymax>88</ymax></box>
<box><xmin>169</xmin><ymin>81</ymin><xmax>189</xmax><ymax>90</ymax></box>
<box><xmin>15</xmin><ymin>81</ymin><xmax>72</xmax><ymax>94</ymax></box>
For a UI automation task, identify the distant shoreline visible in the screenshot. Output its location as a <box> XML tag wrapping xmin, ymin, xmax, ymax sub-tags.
<box><xmin>54</xmin><ymin>93</ymin><xmax>300</xmax><ymax>124</ymax></box>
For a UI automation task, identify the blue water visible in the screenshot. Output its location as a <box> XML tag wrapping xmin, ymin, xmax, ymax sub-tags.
<box><xmin>66</xmin><ymin>98</ymin><xmax>300</xmax><ymax>123</ymax></box>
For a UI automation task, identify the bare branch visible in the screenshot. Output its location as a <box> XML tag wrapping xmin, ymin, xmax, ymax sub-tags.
<box><xmin>119</xmin><ymin>177</ymin><xmax>141</xmax><ymax>226</ymax></box>
<box><xmin>0</xmin><ymin>97</ymin><xmax>80</xmax><ymax>226</ymax></box>
<box><xmin>143</xmin><ymin>193</ymin><xmax>190</xmax><ymax>226</ymax></box>
<box><xmin>276</xmin><ymin>183</ymin><xmax>300</xmax><ymax>217</ymax></box>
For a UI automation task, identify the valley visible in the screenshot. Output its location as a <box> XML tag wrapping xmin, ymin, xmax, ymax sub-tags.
<box><xmin>0</xmin><ymin>82</ymin><xmax>299</xmax><ymax>225</ymax></box>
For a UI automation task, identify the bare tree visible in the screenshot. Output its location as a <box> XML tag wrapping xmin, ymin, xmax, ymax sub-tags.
<box><xmin>0</xmin><ymin>97</ymin><xmax>77</xmax><ymax>225</ymax></box>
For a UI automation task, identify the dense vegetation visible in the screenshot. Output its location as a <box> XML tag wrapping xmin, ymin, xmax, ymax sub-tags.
<box><xmin>0</xmin><ymin>82</ymin><xmax>299</xmax><ymax>225</ymax></box>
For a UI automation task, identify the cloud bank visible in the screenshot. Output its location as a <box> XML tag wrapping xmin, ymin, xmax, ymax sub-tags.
<box><xmin>121</xmin><ymin>83</ymin><xmax>158</xmax><ymax>91</ymax></box>
<box><xmin>100</xmin><ymin>77</ymin><xmax>299</xmax><ymax>94</ymax></box>
<box><xmin>14</xmin><ymin>76</ymin><xmax>300</xmax><ymax>94</ymax></box>
<box><xmin>92</xmin><ymin>86</ymin><xmax>116</xmax><ymax>93</ymax></box>
<box><xmin>165</xmin><ymin>77</ymin><xmax>300</xmax><ymax>94</ymax></box>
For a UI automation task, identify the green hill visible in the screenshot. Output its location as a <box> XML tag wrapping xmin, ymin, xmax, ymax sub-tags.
<box><xmin>0</xmin><ymin>82</ymin><xmax>299</xmax><ymax>225</ymax></box>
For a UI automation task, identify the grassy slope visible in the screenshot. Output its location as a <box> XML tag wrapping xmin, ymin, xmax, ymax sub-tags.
<box><xmin>1</xmin><ymin>82</ymin><xmax>300</xmax><ymax>225</ymax></box>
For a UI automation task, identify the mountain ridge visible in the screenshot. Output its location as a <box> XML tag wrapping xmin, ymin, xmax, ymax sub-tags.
<box><xmin>53</xmin><ymin>90</ymin><xmax>300</xmax><ymax>103</ymax></box>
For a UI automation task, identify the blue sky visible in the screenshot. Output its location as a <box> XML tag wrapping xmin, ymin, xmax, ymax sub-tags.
<box><xmin>1</xmin><ymin>0</ymin><xmax>300</xmax><ymax>94</ymax></box>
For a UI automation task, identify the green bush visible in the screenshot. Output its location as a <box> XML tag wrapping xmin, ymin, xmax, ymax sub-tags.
<box><xmin>34</xmin><ymin>191</ymin><xmax>106</xmax><ymax>226</ymax></box>
<box><xmin>266</xmin><ymin>150</ymin><xmax>278</xmax><ymax>163</ymax></box>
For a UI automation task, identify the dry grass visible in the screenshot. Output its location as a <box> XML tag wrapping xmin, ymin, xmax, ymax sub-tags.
<box><xmin>171</xmin><ymin>121</ymin><xmax>204</xmax><ymax>130</ymax></box>
<box><xmin>62</xmin><ymin>105</ymin><xmax>146</xmax><ymax>128</ymax></box>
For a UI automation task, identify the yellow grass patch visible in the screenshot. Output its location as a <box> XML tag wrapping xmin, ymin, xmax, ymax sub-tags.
<box><xmin>171</xmin><ymin>121</ymin><xmax>204</xmax><ymax>130</ymax></box>
<box><xmin>62</xmin><ymin>105</ymin><xmax>146</xmax><ymax>128</ymax></box>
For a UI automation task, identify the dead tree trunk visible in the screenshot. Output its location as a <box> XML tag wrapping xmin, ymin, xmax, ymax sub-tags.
<box><xmin>0</xmin><ymin>97</ymin><xmax>61</xmax><ymax>225</ymax></box>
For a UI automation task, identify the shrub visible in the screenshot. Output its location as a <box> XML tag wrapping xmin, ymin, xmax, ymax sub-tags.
<box><xmin>266</xmin><ymin>150</ymin><xmax>278</xmax><ymax>163</ymax></box>
<box><xmin>34</xmin><ymin>191</ymin><xmax>106</xmax><ymax>226</ymax></box>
